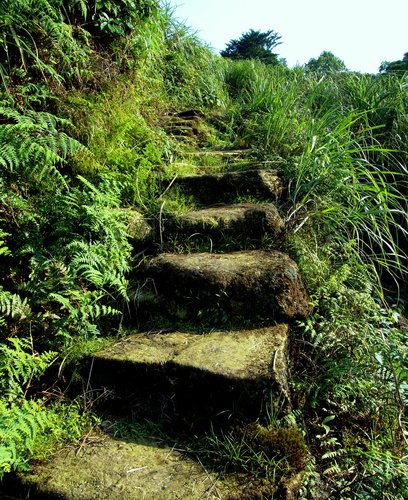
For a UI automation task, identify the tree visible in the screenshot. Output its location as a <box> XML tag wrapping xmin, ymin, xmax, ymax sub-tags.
<box><xmin>380</xmin><ymin>53</ymin><xmax>408</xmax><ymax>74</ymax></box>
<box><xmin>221</xmin><ymin>29</ymin><xmax>282</xmax><ymax>65</ymax></box>
<box><xmin>305</xmin><ymin>51</ymin><xmax>347</xmax><ymax>74</ymax></box>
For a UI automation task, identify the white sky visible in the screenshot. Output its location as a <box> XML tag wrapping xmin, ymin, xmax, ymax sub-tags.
<box><xmin>169</xmin><ymin>0</ymin><xmax>407</xmax><ymax>73</ymax></box>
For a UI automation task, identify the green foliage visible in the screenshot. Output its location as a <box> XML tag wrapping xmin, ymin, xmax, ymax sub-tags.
<box><xmin>0</xmin><ymin>104</ymin><xmax>132</xmax><ymax>345</ymax></box>
<box><xmin>65</xmin><ymin>84</ymin><xmax>171</xmax><ymax>206</ymax></box>
<box><xmin>200</xmin><ymin>417</ymin><xmax>307</xmax><ymax>498</ymax></box>
<box><xmin>380</xmin><ymin>52</ymin><xmax>408</xmax><ymax>74</ymax></box>
<box><xmin>0</xmin><ymin>399</ymin><xmax>50</xmax><ymax>475</ymax></box>
<box><xmin>223</xmin><ymin>62</ymin><xmax>306</xmax><ymax>156</ymax></box>
<box><xmin>0</xmin><ymin>398</ymin><xmax>95</xmax><ymax>477</ymax></box>
<box><xmin>305</xmin><ymin>51</ymin><xmax>348</xmax><ymax>74</ymax></box>
<box><xmin>285</xmin><ymin>110</ymin><xmax>406</xmax><ymax>276</ymax></box>
<box><xmin>165</xmin><ymin>39</ymin><xmax>229</xmax><ymax>109</ymax></box>
<box><xmin>242</xmin><ymin>423</ymin><xmax>308</xmax><ymax>472</ymax></box>
<box><xmin>0</xmin><ymin>0</ymin><xmax>90</xmax><ymax>90</ymax></box>
<box><xmin>0</xmin><ymin>1</ymin><xmax>407</xmax><ymax>494</ymax></box>
<box><xmin>0</xmin><ymin>337</ymin><xmax>55</xmax><ymax>401</ymax></box>
<box><xmin>92</xmin><ymin>0</ymin><xmax>158</xmax><ymax>35</ymax></box>
<box><xmin>221</xmin><ymin>29</ymin><xmax>283</xmax><ymax>66</ymax></box>
<box><xmin>222</xmin><ymin>64</ymin><xmax>407</xmax><ymax>278</ymax></box>
<box><xmin>0</xmin><ymin>105</ymin><xmax>84</xmax><ymax>186</ymax></box>
<box><xmin>0</xmin><ymin>336</ymin><xmax>93</xmax><ymax>478</ymax></box>
<box><xmin>290</xmin><ymin>234</ymin><xmax>408</xmax><ymax>497</ymax></box>
<box><xmin>0</xmin><ymin>104</ymin><xmax>132</xmax><ymax>480</ymax></box>
<box><xmin>0</xmin><ymin>0</ymin><xmax>159</xmax><ymax>100</ymax></box>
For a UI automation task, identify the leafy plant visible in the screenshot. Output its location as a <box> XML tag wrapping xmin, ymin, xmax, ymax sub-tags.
<box><xmin>221</xmin><ymin>29</ymin><xmax>283</xmax><ymax>66</ymax></box>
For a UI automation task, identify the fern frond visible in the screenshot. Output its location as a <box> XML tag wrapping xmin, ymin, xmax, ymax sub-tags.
<box><xmin>0</xmin><ymin>107</ymin><xmax>85</xmax><ymax>188</ymax></box>
<box><xmin>0</xmin><ymin>230</ymin><xmax>11</xmax><ymax>256</ymax></box>
<box><xmin>0</xmin><ymin>398</ymin><xmax>48</xmax><ymax>476</ymax></box>
<box><xmin>0</xmin><ymin>289</ymin><xmax>31</xmax><ymax>320</ymax></box>
<box><xmin>322</xmin><ymin>448</ymin><xmax>348</xmax><ymax>460</ymax></box>
<box><xmin>0</xmin><ymin>337</ymin><xmax>56</xmax><ymax>400</ymax></box>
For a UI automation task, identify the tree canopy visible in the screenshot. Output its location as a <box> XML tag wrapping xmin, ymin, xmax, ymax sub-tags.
<box><xmin>220</xmin><ymin>29</ymin><xmax>282</xmax><ymax>65</ymax></box>
<box><xmin>380</xmin><ymin>53</ymin><xmax>408</xmax><ymax>74</ymax></box>
<box><xmin>305</xmin><ymin>51</ymin><xmax>347</xmax><ymax>74</ymax></box>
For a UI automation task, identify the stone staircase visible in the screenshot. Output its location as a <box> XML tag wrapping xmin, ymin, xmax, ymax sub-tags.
<box><xmin>14</xmin><ymin>136</ymin><xmax>312</xmax><ymax>498</ymax></box>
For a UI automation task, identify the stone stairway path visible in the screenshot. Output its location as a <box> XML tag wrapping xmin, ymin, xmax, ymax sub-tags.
<box><xmin>16</xmin><ymin>121</ymin><xmax>311</xmax><ymax>499</ymax></box>
<box><xmin>168</xmin><ymin>202</ymin><xmax>284</xmax><ymax>241</ymax></box>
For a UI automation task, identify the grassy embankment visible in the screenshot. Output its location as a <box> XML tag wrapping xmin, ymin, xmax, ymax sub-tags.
<box><xmin>0</xmin><ymin>1</ymin><xmax>407</xmax><ymax>496</ymax></box>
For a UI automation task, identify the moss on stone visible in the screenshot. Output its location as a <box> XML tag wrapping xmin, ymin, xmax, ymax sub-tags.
<box><xmin>22</xmin><ymin>433</ymin><xmax>242</xmax><ymax>499</ymax></box>
<box><xmin>139</xmin><ymin>250</ymin><xmax>311</xmax><ymax>323</ymax></box>
<box><xmin>167</xmin><ymin>203</ymin><xmax>284</xmax><ymax>242</ymax></box>
<box><xmin>95</xmin><ymin>325</ymin><xmax>289</xmax><ymax>382</ymax></box>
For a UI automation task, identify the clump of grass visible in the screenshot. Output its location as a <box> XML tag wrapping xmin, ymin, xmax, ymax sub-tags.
<box><xmin>241</xmin><ymin>422</ymin><xmax>308</xmax><ymax>472</ymax></box>
<box><xmin>200</xmin><ymin>421</ymin><xmax>307</xmax><ymax>491</ymax></box>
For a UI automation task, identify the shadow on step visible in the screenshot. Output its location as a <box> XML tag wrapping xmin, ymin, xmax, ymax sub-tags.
<box><xmin>86</xmin><ymin>358</ymin><xmax>283</xmax><ymax>433</ymax></box>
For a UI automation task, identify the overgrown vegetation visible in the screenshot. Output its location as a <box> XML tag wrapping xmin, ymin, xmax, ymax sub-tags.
<box><xmin>0</xmin><ymin>1</ymin><xmax>407</xmax><ymax>497</ymax></box>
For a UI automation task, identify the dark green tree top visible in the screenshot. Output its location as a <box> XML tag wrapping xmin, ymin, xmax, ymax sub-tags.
<box><xmin>380</xmin><ymin>53</ymin><xmax>408</xmax><ymax>74</ymax></box>
<box><xmin>221</xmin><ymin>29</ymin><xmax>282</xmax><ymax>65</ymax></box>
<box><xmin>305</xmin><ymin>51</ymin><xmax>348</xmax><ymax>73</ymax></box>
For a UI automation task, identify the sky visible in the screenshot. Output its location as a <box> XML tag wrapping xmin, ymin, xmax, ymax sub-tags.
<box><xmin>169</xmin><ymin>0</ymin><xmax>407</xmax><ymax>73</ymax></box>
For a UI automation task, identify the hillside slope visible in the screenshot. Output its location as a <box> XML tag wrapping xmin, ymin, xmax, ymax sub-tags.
<box><xmin>1</xmin><ymin>1</ymin><xmax>407</xmax><ymax>497</ymax></box>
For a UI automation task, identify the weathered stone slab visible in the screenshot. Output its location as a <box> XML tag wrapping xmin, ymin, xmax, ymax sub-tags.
<box><xmin>166</xmin><ymin>203</ymin><xmax>284</xmax><ymax>241</ymax></box>
<box><xmin>89</xmin><ymin>326</ymin><xmax>290</xmax><ymax>425</ymax></box>
<box><xmin>137</xmin><ymin>250</ymin><xmax>311</xmax><ymax>323</ymax></box>
<box><xmin>96</xmin><ymin>326</ymin><xmax>288</xmax><ymax>384</ymax></box>
<box><xmin>19</xmin><ymin>433</ymin><xmax>241</xmax><ymax>499</ymax></box>
<box><xmin>183</xmin><ymin>149</ymin><xmax>250</xmax><ymax>158</ymax></box>
<box><xmin>171</xmin><ymin>169</ymin><xmax>283</xmax><ymax>205</ymax></box>
<box><xmin>126</xmin><ymin>209</ymin><xmax>154</xmax><ymax>243</ymax></box>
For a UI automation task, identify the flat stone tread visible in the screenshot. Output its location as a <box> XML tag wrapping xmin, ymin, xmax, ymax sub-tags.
<box><xmin>182</xmin><ymin>150</ymin><xmax>251</xmax><ymax>156</ymax></box>
<box><xmin>178</xmin><ymin>168</ymin><xmax>280</xmax><ymax>180</ymax></box>
<box><xmin>151</xmin><ymin>250</ymin><xmax>295</xmax><ymax>278</ymax></box>
<box><xmin>142</xmin><ymin>250</ymin><xmax>311</xmax><ymax>321</ymax></box>
<box><xmin>171</xmin><ymin>169</ymin><xmax>283</xmax><ymax>205</ymax></box>
<box><xmin>178</xmin><ymin>202</ymin><xmax>283</xmax><ymax>225</ymax></box>
<box><xmin>95</xmin><ymin>325</ymin><xmax>289</xmax><ymax>381</ymax></box>
<box><xmin>24</xmin><ymin>433</ymin><xmax>241</xmax><ymax>499</ymax></box>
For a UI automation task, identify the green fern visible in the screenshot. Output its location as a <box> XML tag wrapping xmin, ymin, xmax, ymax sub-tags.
<box><xmin>0</xmin><ymin>399</ymin><xmax>48</xmax><ymax>475</ymax></box>
<box><xmin>0</xmin><ymin>288</ymin><xmax>31</xmax><ymax>321</ymax></box>
<box><xmin>0</xmin><ymin>230</ymin><xmax>11</xmax><ymax>257</ymax></box>
<box><xmin>0</xmin><ymin>106</ymin><xmax>85</xmax><ymax>188</ymax></box>
<box><xmin>0</xmin><ymin>337</ymin><xmax>56</xmax><ymax>400</ymax></box>
<box><xmin>0</xmin><ymin>0</ymin><xmax>90</xmax><ymax>88</ymax></box>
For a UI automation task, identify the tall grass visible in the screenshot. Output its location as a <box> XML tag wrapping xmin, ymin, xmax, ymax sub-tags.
<box><xmin>222</xmin><ymin>61</ymin><xmax>408</xmax><ymax>283</ymax></box>
<box><xmin>1</xmin><ymin>1</ymin><xmax>407</xmax><ymax>492</ymax></box>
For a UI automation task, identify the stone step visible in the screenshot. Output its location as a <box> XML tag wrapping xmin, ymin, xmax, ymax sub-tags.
<box><xmin>170</xmin><ymin>169</ymin><xmax>282</xmax><ymax>205</ymax></box>
<box><xmin>165</xmin><ymin>119</ymin><xmax>198</xmax><ymax>127</ymax></box>
<box><xmin>182</xmin><ymin>149</ymin><xmax>250</xmax><ymax>157</ymax></box>
<box><xmin>169</xmin><ymin>109</ymin><xmax>205</xmax><ymax>120</ymax></box>
<box><xmin>164</xmin><ymin>203</ymin><xmax>284</xmax><ymax>243</ymax></box>
<box><xmin>170</xmin><ymin>159</ymin><xmax>275</xmax><ymax>175</ymax></box>
<box><xmin>88</xmin><ymin>325</ymin><xmax>290</xmax><ymax>426</ymax></box>
<box><xmin>17</xmin><ymin>432</ymin><xmax>243</xmax><ymax>499</ymax></box>
<box><xmin>136</xmin><ymin>250</ymin><xmax>311</xmax><ymax>324</ymax></box>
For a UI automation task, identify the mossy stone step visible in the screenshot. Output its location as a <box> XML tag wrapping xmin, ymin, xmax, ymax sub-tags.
<box><xmin>18</xmin><ymin>433</ymin><xmax>242</xmax><ymax>499</ymax></box>
<box><xmin>170</xmin><ymin>160</ymin><xmax>265</xmax><ymax>175</ymax></box>
<box><xmin>123</xmin><ymin>209</ymin><xmax>154</xmax><ymax>245</ymax></box>
<box><xmin>165</xmin><ymin>203</ymin><xmax>284</xmax><ymax>242</ymax></box>
<box><xmin>169</xmin><ymin>109</ymin><xmax>205</xmax><ymax>120</ymax></box>
<box><xmin>88</xmin><ymin>326</ymin><xmax>290</xmax><ymax>426</ymax></box>
<box><xmin>136</xmin><ymin>250</ymin><xmax>311</xmax><ymax>323</ymax></box>
<box><xmin>182</xmin><ymin>149</ymin><xmax>250</xmax><ymax>157</ymax></box>
<box><xmin>170</xmin><ymin>169</ymin><xmax>282</xmax><ymax>205</ymax></box>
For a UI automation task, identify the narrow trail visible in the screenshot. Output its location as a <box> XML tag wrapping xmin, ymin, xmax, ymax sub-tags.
<box><xmin>16</xmin><ymin>114</ymin><xmax>311</xmax><ymax>499</ymax></box>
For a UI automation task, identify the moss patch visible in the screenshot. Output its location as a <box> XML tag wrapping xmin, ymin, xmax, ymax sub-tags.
<box><xmin>22</xmin><ymin>433</ymin><xmax>242</xmax><ymax>499</ymax></box>
<box><xmin>139</xmin><ymin>250</ymin><xmax>311</xmax><ymax>323</ymax></box>
<box><xmin>165</xmin><ymin>203</ymin><xmax>284</xmax><ymax>244</ymax></box>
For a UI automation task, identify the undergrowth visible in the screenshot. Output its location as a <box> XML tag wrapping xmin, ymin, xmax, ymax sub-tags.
<box><xmin>0</xmin><ymin>1</ymin><xmax>407</xmax><ymax>497</ymax></box>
